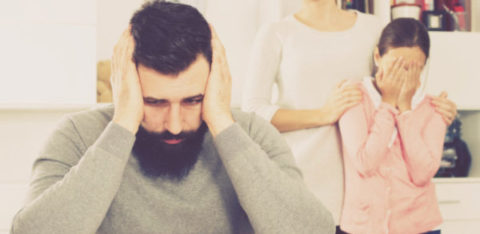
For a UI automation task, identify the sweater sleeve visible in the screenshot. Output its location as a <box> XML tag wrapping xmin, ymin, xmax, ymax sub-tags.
<box><xmin>213</xmin><ymin>113</ymin><xmax>335</xmax><ymax>234</ymax></box>
<box><xmin>396</xmin><ymin>103</ymin><xmax>447</xmax><ymax>186</ymax></box>
<box><xmin>11</xmin><ymin>118</ymin><xmax>135</xmax><ymax>234</ymax></box>
<box><xmin>241</xmin><ymin>23</ymin><xmax>282</xmax><ymax>121</ymax></box>
<box><xmin>339</xmin><ymin>101</ymin><xmax>399</xmax><ymax>176</ymax></box>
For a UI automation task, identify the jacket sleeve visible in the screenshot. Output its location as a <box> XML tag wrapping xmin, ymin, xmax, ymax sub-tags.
<box><xmin>396</xmin><ymin>103</ymin><xmax>447</xmax><ymax>186</ymax></box>
<box><xmin>241</xmin><ymin>23</ymin><xmax>282</xmax><ymax>121</ymax></box>
<box><xmin>213</xmin><ymin>113</ymin><xmax>335</xmax><ymax>234</ymax></box>
<box><xmin>11</xmin><ymin>118</ymin><xmax>135</xmax><ymax>234</ymax></box>
<box><xmin>339</xmin><ymin>100</ymin><xmax>398</xmax><ymax>177</ymax></box>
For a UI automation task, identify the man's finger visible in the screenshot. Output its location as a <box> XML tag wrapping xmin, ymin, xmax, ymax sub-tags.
<box><xmin>209</xmin><ymin>24</ymin><xmax>224</xmax><ymax>51</ymax></box>
<box><xmin>115</xmin><ymin>28</ymin><xmax>132</xmax><ymax>50</ymax></box>
<box><xmin>209</xmin><ymin>23</ymin><xmax>218</xmax><ymax>39</ymax></box>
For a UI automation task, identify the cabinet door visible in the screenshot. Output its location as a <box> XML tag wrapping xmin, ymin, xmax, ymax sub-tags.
<box><xmin>435</xmin><ymin>181</ymin><xmax>480</xmax><ymax>220</ymax></box>
<box><xmin>440</xmin><ymin>220</ymin><xmax>480</xmax><ymax>234</ymax></box>
<box><xmin>425</xmin><ymin>32</ymin><xmax>480</xmax><ymax>110</ymax></box>
<box><xmin>435</xmin><ymin>180</ymin><xmax>480</xmax><ymax>234</ymax></box>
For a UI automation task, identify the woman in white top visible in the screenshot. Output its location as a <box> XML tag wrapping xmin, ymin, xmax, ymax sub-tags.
<box><xmin>242</xmin><ymin>0</ymin><xmax>457</xmax><ymax>231</ymax></box>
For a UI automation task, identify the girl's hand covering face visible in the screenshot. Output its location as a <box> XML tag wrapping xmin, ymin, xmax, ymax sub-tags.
<box><xmin>397</xmin><ymin>61</ymin><xmax>423</xmax><ymax>112</ymax></box>
<box><xmin>376</xmin><ymin>57</ymin><xmax>407</xmax><ymax>107</ymax></box>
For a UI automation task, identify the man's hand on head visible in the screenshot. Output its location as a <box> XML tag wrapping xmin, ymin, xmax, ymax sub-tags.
<box><xmin>111</xmin><ymin>26</ymin><xmax>145</xmax><ymax>134</ymax></box>
<box><xmin>202</xmin><ymin>26</ymin><xmax>234</xmax><ymax>137</ymax></box>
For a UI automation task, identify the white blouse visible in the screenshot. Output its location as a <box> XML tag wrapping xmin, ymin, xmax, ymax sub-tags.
<box><xmin>242</xmin><ymin>12</ymin><xmax>384</xmax><ymax>224</ymax></box>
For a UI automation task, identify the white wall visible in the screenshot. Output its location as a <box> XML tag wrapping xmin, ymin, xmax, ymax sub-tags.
<box><xmin>0</xmin><ymin>0</ymin><xmax>96</xmax><ymax>106</ymax></box>
<box><xmin>0</xmin><ymin>1</ymin><xmax>97</xmax><ymax>231</ymax></box>
<box><xmin>204</xmin><ymin>0</ymin><xmax>275</xmax><ymax>108</ymax></box>
<box><xmin>203</xmin><ymin>0</ymin><xmax>301</xmax><ymax>107</ymax></box>
<box><xmin>426</xmin><ymin>32</ymin><xmax>480</xmax><ymax>110</ymax></box>
<box><xmin>96</xmin><ymin>0</ymin><xmax>145</xmax><ymax>61</ymax></box>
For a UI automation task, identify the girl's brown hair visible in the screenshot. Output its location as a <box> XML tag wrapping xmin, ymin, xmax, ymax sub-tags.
<box><xmin>377</xmin><ymin>18</ymin><xmax>430</xmax><ymax>59</ymax></box>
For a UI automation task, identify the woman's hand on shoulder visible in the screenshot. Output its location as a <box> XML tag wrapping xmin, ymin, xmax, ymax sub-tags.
<box><xmin>321</xmin><ymin>80</ymin><xmax>363</xmax><ymax>125</ymax></box>
<box><xmin>431</xmin><ymin>91</ymin><xmax>457</xmax><ymax>125</ymax></box>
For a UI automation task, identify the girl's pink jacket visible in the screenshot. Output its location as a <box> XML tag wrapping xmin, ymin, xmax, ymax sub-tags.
<box><xmin>339</xmin><ymin>78</ymin><xmax>447</xmax><ymax>234</ymax></box>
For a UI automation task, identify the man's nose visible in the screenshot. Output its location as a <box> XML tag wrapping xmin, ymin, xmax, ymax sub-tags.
<box><xmin>164</xmin><ymin>104</ymin><xmax>183</xmax><ymax>135</ymax></box>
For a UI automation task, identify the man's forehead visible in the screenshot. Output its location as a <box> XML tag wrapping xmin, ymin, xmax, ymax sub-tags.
<box><xmin>138</xmin><ymin>59</ymin><xmax>209</xmax><ymax>101</ymax></box>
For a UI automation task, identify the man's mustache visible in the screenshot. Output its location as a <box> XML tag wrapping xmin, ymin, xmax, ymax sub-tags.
<box><xmin>138</xmin><ymin>129</ymin><xmax>192</xmax><ymax>141</ymax></box>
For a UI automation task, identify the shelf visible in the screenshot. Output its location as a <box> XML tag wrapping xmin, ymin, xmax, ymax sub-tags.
<box><xmin>433</xmin><ymin>177</ymin><xmax>480</xmax><ymax>183</ymax></box>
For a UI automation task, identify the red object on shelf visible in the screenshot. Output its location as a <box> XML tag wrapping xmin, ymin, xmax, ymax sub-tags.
<box><xmin>454</xmin><ymin>5</ymin><xmax>465</xmax><ymax>12</ymax></box>
<box><xmin>454</xmin><ymin>5</ymin><xmax>466</xmax><ymax>30</ymax></box>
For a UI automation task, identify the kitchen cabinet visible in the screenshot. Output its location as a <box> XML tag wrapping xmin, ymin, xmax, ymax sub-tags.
<box><xmin>425</xmin><ymin>32</ymin><xmax>480</xmax><ymax>110</ymax></box>
<box><xmin>434</xmin><ymin>178</ymin><xmax>480</xmax><ymax>234</ymax></box>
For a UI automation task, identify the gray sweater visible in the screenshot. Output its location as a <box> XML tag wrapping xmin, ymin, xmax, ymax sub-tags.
<box><xmin>11</xmin><ymin>105</ymin><xmax>334</xmax><ymax>234</ymax></box>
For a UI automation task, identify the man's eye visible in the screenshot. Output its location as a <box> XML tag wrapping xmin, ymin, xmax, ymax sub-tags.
<box><xmin>183</xmin><ymin>98</ymin><xmax>203</xmax><ymax>106</ymax></box>
<box><xmin>144</xmin><ymin>99</ymin><xmax>168</xmax><ymax>106</ymax></box>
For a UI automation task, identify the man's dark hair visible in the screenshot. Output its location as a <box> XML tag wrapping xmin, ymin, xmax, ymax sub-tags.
<box><xmin>130</xmin><ymin>0</ymin><xmax>212</xmax><ymax>75</ymax></box>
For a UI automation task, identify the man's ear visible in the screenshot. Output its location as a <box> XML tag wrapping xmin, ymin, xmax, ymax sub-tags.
<box><xmin>373</xmin><ymin>47</ymin><xmax>381</xmax><ymax>67</ymax></box>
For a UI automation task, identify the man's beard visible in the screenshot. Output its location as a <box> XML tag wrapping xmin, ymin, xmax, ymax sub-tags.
<box><xmin>132</xmin><ymin>122</ymin><xmax>208</xmax><ymax>180</ymax></box>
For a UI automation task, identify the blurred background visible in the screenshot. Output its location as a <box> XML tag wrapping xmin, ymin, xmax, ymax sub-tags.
<box><xmin>0</xmin><ymin>0</ymin><xmax>479</xmax><ymax>233</ymax></box>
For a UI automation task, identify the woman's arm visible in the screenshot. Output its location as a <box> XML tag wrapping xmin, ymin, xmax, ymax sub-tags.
<box><xmin>242</xmin><ymin>24</ymin><xmax>282</xmax><ymax>122</ymax></box>
<box><xmin>271</xmin><ymin>81</ymin><xmax>362</xmax><ymax>132</ymax></box>
<box><xmin>242</xmin><ymin>25</ymin><xmax>361</xmax><ymax>133</ymax></box>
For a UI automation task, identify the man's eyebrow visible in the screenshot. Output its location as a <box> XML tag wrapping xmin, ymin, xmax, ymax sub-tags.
<box><xmin>143</xmin><ymin>94</ymin><xmax>204</xmax><ymax>102</ymax></box>
<box><xmin>182</xmin><ymin>94</ymin><xmax>204</xmax><ymax>101</ymax></box>
<box><xmin>143</xmin><ymin>96</ymin><xmax>167</xmax><ymax>102</ymax></box>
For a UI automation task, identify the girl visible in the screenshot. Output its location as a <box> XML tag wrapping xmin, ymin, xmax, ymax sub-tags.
<box><xmin>242</xmin><ymin>0</ymin><xmax>456</xmax><ymax>231</ymax></box>
<box><xmin>339</xmin><ymin>18</ymin><xmax>445</xmax><ymax>234</ymax></box>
